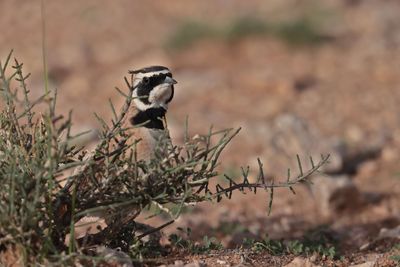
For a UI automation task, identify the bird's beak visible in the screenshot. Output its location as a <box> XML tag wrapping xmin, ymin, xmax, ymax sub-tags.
<box><xmin>164</xmin><ymin>76</ymin><xmax>178</xmax><ymax>85</ymax></box>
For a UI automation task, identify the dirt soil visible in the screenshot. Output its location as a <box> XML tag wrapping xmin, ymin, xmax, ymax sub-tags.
<box><xmin>1</xmin><ymin>0</ymin><xmax>400</xmax><ymax>266</ymax></box>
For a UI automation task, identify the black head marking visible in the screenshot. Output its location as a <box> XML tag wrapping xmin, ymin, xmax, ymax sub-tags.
<box><xmin>135</xmin><ymin>73</ymin><xmax>172</xmax><ymax>105</ymax></box>
<box><xmin>130</xmin><ymin>107</ymin><xmax>166</xmax><ymax>130</ymax></box>
<box><xmin>129</xmin><ymin>66</ymin><xmax>169</xmax><ymax>75</ymax></box>
<box><xmin>128</xmin><ymin>66</ymin><xmax>176</xmax><ymax>110</ymax></box>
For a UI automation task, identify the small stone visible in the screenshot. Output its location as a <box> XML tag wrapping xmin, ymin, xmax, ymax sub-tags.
<box><xmin>184</xmin><ymin>261</ymin><xmax>204</xmax><ymax>267</ymax></box>
<box><xmin>284</xmin><ymin>257</ymin><xmax>321</xmax><ymax>267</ymax></box>
<box><xmin>359</xmin><ymin>242</ymin><xmax>371</xmax><ymax>251</ymax></box>
<box><xmin>96</xmin><ymin>246</ymin><xmax>133</xmax><ymax>267</ymax></box>
<box><xmin>345</xmin><ymin>125</ymin><xmax>365</xmax><ymax>144</ymax></box>
<box><xmin>349</xmin><ymin>260</ymin><xmax>377</xmax><ymax>267</ymax></box>
<box><xmin>357</xmin><ymin>160</ymin><xmax>378</xmax><ymax>176</ymax></box>
<box><xmin>261</xmin><ymin>114</ymin><xmax>344</xmax><ymax>176</ymax></box>
<box><xmin>173</xmin><ymin>260</ymin><xmax>184</xmax><ymax>267</ymax></box>
<box><xmin>378</xmin><ymin>225</ymin><xmax>400</xmax><ymax>239</ymax></box>
<box><xmin>381</xmin><ymin>146</ymin><xmax>398</xmax><ymax>162</ymax></box>
<box><xmin>216</xmin><ymin>259</ymin><xmax>227</xmax><ymax>265</ymax></box>
<box><xmin>65</xmin><ymin>216</ymin><xmax>108</xmax><ymax>244</ymax></box>
<box><xmin>309</xmin><ymin>253</ymin><xmax>318</xmax><ymax>263</ymax></box>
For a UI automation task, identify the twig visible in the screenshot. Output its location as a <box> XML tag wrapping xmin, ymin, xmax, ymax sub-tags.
<box><xmin>137</xmin><ymin>220</ymin><xmax>175</xmax><ymax>240</ymax></box>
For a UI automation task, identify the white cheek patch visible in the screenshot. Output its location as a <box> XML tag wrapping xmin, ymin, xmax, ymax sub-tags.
<box><xmin>148</xmin><ymin>85</ymin><xmax>172</xmax><ymax>109</ymax></box>
<box><xmin>133</xmin><ymin>84</ymin><xmax>172</xmax><ymax>111</ymax></box>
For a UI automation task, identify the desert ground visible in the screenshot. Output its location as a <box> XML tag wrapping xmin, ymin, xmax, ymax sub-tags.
<box><xmin>0</xmin><ymin>0</ymin><xmax>400</xmax><ymax>266</ymax></box>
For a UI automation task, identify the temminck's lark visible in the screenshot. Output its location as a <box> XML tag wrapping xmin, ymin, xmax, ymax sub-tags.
<box><xmin>123</xmin><ymin>65</ymin><xmax>177</xmax><ymax>160</ymax></box>
<box><xmin>71</xmin><ymin>66</ymin><xmax>178</xmax><ymax>240</ymax></box>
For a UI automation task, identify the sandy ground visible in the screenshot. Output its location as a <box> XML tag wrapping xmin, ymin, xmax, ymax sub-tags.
<box><xmin>1</xmin><ymin>0</ymin><xmax>400</xmax><ymax>266</ymax></box>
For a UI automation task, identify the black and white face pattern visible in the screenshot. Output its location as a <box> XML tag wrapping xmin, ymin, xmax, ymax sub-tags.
<box><xmin>130</xmin><ymin>66</ymin><xmax>177</xmax><ymax>111</ymax></box>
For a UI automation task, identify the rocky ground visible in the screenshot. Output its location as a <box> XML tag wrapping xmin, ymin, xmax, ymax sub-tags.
<box><xmin>1</xmin><ymin>0</ymin><xmax>400</xmax><ymax>266</ymax></box>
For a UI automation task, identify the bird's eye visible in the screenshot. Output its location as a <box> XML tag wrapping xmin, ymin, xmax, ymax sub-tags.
<box><xmin>142</xmin><ymin>77</ymin><xmax>150</xmax><ymax>85</ymax></box>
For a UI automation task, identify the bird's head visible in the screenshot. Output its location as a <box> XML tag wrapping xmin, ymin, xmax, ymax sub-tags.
<box><xmin>129</xmin><ymin>66</ymin><xmax>177</xmax><ymax>112</ymax></box>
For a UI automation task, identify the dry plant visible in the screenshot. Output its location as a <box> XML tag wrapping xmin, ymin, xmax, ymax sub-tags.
<box><xmin>0</xmin><ymin>51</ymin><xmax>329</xmax><ymax>265</ymax></box>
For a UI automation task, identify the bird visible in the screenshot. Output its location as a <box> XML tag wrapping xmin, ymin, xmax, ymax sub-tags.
<box><xmin>67</xmin><ymin>65</ymin><xmax>178</xmax><ymax>242</ymax></box>
<box><xmin>121</xmin><ymin>65</ymin><xmax>177</xmax><ymax>161</ymax></box>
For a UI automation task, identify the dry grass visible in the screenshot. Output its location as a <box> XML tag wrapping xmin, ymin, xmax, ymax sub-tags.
<box><xmin>0</xmin><ymin>51</ymin><xmax>328</xmax><ymax>265</ymax></box>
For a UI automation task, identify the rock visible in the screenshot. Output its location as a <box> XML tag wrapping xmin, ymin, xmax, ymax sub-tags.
<box><xmin>381</xmin><ymin>146</ymin><xmax>399</xmax><ymax>163</ymax></box>
<box><xmin>360</xmin><ymin>225</ymin><xmax>400</xmax><ymax>250</ymax></box>
<box><xmin>337</xmin><ymin>141</ymin><xmax>384</xmax><ymax>175</ymax></box>
<box><xmin>309</xmin><ymin>253</ymin><xmax>318</xmax><ymax>263</ymax></box>
<box><xmin>96</xmin><ymin>246</ymin><xmax>133</xmax><ymax>267</ymax></box>
<box><xmin>345</xmin><ymin>125</ymin><xmax>365</xmax><ymax>144</ymax></box>
<box><xmin>260</xmin><ymin>114</ymin><xmax>387</xmax><ymax>177</ymax></box>
<box><xmin>378</xmin><ymin>225</ymin><xmax>400</xmax><ymax>239</ymax></box>
<box><xmin>263</xmin><ymin>114</ymin><xmax>344</xmax><ymax>175</ymax></box>
<box><xmin>183</xmin><ymin>261</ymin><xmax>205</xmax><ymax>267</ymax></box>
<box><xmin>216</xmin><ymin>259</ymin><xmax>227</xmax><ymax>265</ymax></box>
<box><xmin>164</xmin><ymin>260</ymin><xmax>205</xmax><ymax>267</ymax></box>
<box><xmin>283</xmin><ymin>257</ymin><xmax>321</xmax><ymax>267</ymax></box>
<box><xmin>172</xmin><ymin>260</ymin><xmax>184</xmax><ymax>267</ymax></box>
<box><xmin>310</xmin><ymin>175</ymin><xmax>363</xmax><ymax>217</ymax></box>
<box><xmin>257</xmin><ymin>114</ymin><xmax>390</xmax><ymax>216</ymax></box>
<box><xmin>357</xmin><ymin>160</ymin><xmax>379</xmax><ymax>177</ymax></box>
<box><xmin>359</xmin><ymin>242</ymin><xmax>371</xmax><ymax>251</ymax></box>
<box><xmin>349</xmin><ymin>261</ymin><xmax>377</xmax><ymax>267</ymax></box>
<box><xmin>65</xmin><ymin>216</ymin><xmax>108</xmax><ymax>244</ymax></box>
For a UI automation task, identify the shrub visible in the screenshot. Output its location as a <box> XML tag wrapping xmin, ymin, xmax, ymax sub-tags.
<box><xmin>0</xmin><ymin>51</ymin><xmax>329</xmax><ymax>265</ymax></box>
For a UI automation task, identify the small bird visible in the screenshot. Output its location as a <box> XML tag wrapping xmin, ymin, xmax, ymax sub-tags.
<box><xmin>69</xmin><ymin>66</ymin><xmax>178</xmax><ymax>241</ymax></box>
<box><xmin>121</xmin><ymin>65</ymin><xmax>177</xmax><ymax>160</ymax></box>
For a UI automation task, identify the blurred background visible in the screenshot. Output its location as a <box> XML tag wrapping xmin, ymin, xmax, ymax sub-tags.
<box><xmin>1</xmin><ymin>0</ymin><xmax>399</xmax><ymax>261</ymax></box>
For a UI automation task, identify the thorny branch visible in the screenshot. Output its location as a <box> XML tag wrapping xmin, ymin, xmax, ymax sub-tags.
<box><xmin>62</xmin><ymin>76</ymin><xmax>137</xmax><ymax>193</ymax></box>
<box><xmin>0</xmin><ymin>51</ymin><xmax>330</xmax><ymax>261</ymax></box>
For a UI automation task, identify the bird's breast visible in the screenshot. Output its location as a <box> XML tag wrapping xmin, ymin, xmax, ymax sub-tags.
<box><xmin>133</xmin><ymin>127</ymin><xmax>169</xmax><ymax>160</ymax></box>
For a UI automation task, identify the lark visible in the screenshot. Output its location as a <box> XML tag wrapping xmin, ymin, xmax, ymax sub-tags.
<box><xmin>70</xmin><ymin>66</ymin><xmax>178</xmax><ymax>241</ymax></box>
<box><xmin>122</xmin><ymin>65</ymin><xmax>177</xmax><ymax>160</ymax></box>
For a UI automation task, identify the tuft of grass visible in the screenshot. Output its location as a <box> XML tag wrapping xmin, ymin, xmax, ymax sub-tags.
<box><xmin>269</xmin><ymin>17</ymin><xmax>330</xmax><ymax>46</ymax></box>
<box><xmin>391</xmin><ymin>255</ymin><xmax>400</xmax><ymax>264</ymax></box>
<box><xmin>166</xmin><ymin>16</ymin><xmax>332</xmax><ymax>51</ymax></box>
<box><xmin>244</xmin><ymin>228</ymin><xmax>338</xmax><ymax>260</ymax></box>
<box><xmin>169</xmin><ymin>228</ymin><xmax>223</xmax><ymax>254</ymax></box>
<box><xmin>225</xmin><ymin>17</ymin><xmax>271</xmax><ymax>40</ymax></box>
<box><xmin>165</xmin><ymin>21</ymin><xmax>218</xmax><ymax>51</ymax></box>
<box><xmin>390</xmin><ymin>243</ymin><xmax>400</xmax><ymax>264</ymax></box>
